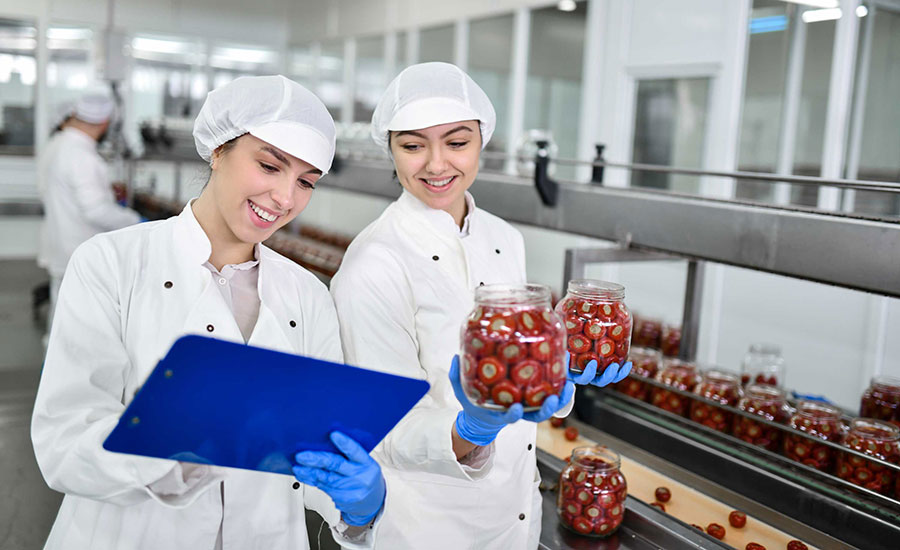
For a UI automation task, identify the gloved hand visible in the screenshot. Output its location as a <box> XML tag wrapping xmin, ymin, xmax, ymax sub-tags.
<box><xmin>566</xmin><ymin>351</ymin><xmax>632</xmax><ymax>387</ymax></box>
<box><xmin>449</xmin><ymin>355</ymin><xmax>575</xmax><ymax>445</ymax></box>
<box><xmin>293</xmin><ymin>431</ymin><xmax>386</xmax><ymax>526</ymax></box>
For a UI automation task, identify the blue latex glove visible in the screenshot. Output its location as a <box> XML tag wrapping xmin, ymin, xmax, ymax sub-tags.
<box><xmin>566</xmin><ymin>351</ymin><xmax>632</xmax><ymax>387</ymax></box>
<box><xmin>449</xmin><ymin>355</ymin><xmax>575</xmax><ymax>445</ymax></box>
<box><xmin>293</xmin><ymin>431</ymin><xmax>386</xmax><ymax>526</ymax></box>
<box><xmin>139</xmin><ymin>216</ymin><xmax>150</xmax><ymax>223</ymax></box>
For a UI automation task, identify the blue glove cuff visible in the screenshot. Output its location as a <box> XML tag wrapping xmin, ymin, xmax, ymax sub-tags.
<box><xmin>455</xmin><ymin>411</ymin><xmax>500</xmax><ymax>447</ymax></box>
<box><xmin>342</xmin><ymin>510</ymin><xmax>379</xmax><ymax>526</ymax></box>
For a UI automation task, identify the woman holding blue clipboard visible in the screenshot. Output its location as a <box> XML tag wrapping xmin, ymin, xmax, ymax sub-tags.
<box><xmin>31</xmin><ymin>76</ymin><xmax>385</xmax><ymax>550</ymax></box>
<box><xmin>330</xmin><ymin>63</ymin><xmax>631</xmax><ymax>549</ymax></box>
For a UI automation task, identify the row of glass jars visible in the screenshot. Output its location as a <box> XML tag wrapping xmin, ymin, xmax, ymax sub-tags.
<box><xmin>631</xmin><ymin>314</ymin><xmax>681</xmax><ymax>358</ymax></box>
<box><xmin>615</xmin><ymin>352</ymin><xmax>900</xmax><ymax>499</ymax></box>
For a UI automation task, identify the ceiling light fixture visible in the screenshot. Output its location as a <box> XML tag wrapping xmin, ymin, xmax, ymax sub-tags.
<box><xmin>557</xmin><ymin>0</ymin><xmax>577</xmax><ymax>12</ymax></box>
<box><xmin>802</xmin><ymin>7</ymin><xmax>842</xmax><ymax>22</ymax></box>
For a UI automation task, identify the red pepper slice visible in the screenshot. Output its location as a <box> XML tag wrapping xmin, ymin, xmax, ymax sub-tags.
<box><xmin>574</xmin><ymin>299</ymin><xmax>596</xmax><ymax>318</ymax></box>
<box><xmin>518</xmin><ymin>310</ymin><xmax>542</xmax><ymax>336</ymax></box>
<box><xmin>529</xmin><ymin>340</ymin><xmax>553</xmax><ymax>361</ymax></box>
<box><xmin>596</xmin><ymin>302</ymin><xmax>616</xmax><ymax>321</ymax></box>
<box><xmin>465</xmin><ymin>379</ymin><xmax>491</xmax><ymax>401</ymax></box>
<box><xmin>491</xmin><ymin>380</ymin><xmax>522</xmax><ymax>407</ymax></box>
<box><xmin>596</xmin><ymin>338</ymin><xmax>616</xmax><ymax>357</ymax></box>
<box><xmin>568</xmin><ymin>335</ymin><xmax>592</xmax><ymax>354</ymax></box>
<box><xmin>487</xmin><ymin>313</ymin><xmax>517</xmax><ymax>336</ymax></box>
<box><xmin>511</xmin><ymin>360</ymin><xmax>543</xmax><ymax>386</ymax></box>
<box><xmin>461</xmin><ymin>354</ymin><xmax>478</xmax><ymax>380</ymax></box>
<box><xmin>498</xmin><ymin>342</ymin><xmax>526</xmax><ymax>363</ymax></box>
<box><xmin>524</xmin><ymin>381</ymin><xmax>554</xmax><ymax>406</ymax></box>
<box><xmin>607</xmin><ymin>323</ymin><xmax>627</xmax><ymax>341</ymax></box>
<box><xmin>575</xmin><ymin>352</ymin><xmax>598</xmax><ymax>372</ymax></box>
<box><xmin>464</xmin><ymin>333</ymin><xmax>495</xmax><ymax>358</ymax></box>
<box><xmin>571</xmin><ymin>515</ymin><xmax>593</xmax><ymax>534</ymax></box>
<box><xmin>477</xmin><ymin>357</ymin><xmax>506</xmax><ymax>385</ymax></box>
<box><xmin>564</xmin><ymin>315</ymin><xmax>585</xmax><ymax>335</ymax></box>
<box><xmin>582</xmin><ymin>318</ymin><xmax>606</xmax><ymax>340</ymax></box>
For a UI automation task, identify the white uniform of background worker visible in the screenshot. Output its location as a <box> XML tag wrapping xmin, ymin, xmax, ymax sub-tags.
<box><xmin>31</xmin><ymin>76</ymin><xmax>386</xmax><ymax>550</ymax></box>
<box><xmin>37</xmin><ymin>93</ymin><xmax>141</xmax><ymax>320</ymax></box>
<box><xmin>331</xmin><ymin>63</ymin><xmax>629</xmax><ymax>550</ymax></box>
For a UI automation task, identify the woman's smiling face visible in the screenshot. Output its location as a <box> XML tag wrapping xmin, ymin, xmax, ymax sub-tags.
<box><xmin>389</xmin><ymin>120</ymin><xmax>481</xmax><ymax>222</ymax></box>
<box><xmin>208</xmin><ymin>133</ymin><xmax>322</xmax><ymax>245</ymax></box>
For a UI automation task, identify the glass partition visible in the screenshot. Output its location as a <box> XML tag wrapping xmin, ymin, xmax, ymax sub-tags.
<box><xmin>0</xmin><ymin>18</ymin><xmax>37</xmax><ymax>152</ymax></box>
<box><xmin>419</xmin><ymin>24</ymin><xmax>454</xmax><ymax>64</ymax></box>
<box><xmin>468</xmin><ymin>14</ymin><xmax>514</xmax><ymax>158</ymax></box>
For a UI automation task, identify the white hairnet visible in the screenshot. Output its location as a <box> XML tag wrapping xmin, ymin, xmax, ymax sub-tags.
<box><xmin>193</xmin><ymin>75</ymin><xmax>336</xmax><ymax>174</ymax></box>
<box><xmin>74</xmin><ymin>93</ymin><xmax>114</xmax><ymax>124</ymax></box>
<box><xmin>371</xmin><ymin>62</ymin><xmax>495</xmax><ymax>154</ymax></box>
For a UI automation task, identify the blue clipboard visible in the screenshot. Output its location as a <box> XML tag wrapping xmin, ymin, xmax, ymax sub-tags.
<box><xmin>103</xmin><ymin>335</ymin><xmax>430</xmax><ymax>476</ymax></box>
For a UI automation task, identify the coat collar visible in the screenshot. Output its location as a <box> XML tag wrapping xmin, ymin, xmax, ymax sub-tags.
<box><xmin>61</xmin><ymin>126</ymin><xmax>97</xmax><ymax>149</ymax></box>
<box><xmin>396</xmin><ymin>190</ymin><xmax>477</xmax><ymax>239</ymax></box>
<box><xmin>174</xmin><ymin>200</ymin><xmax>260</xmax><ymax>267</ymax></box>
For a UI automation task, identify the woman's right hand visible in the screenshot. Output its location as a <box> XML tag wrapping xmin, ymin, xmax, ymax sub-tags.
<box><xmin>449</xmin><ymin>355</ymin><xmax>523</xmax><ymax>446</ymax></box>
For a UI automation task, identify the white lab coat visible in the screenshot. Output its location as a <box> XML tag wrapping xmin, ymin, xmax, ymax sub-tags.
<box><xmin>331</xmin><ymin>190</ymin><xmax>555</xmax><ymax>550</ymax></box>
<box><xmin>37</xmin><ymin>127</ymin><xmax>140</xmax><ymax>278</ymax></box>
<box><xmin>32</xmin><ymin>202</ymin><xmax>379</xmax><ymax>550</ymax></box>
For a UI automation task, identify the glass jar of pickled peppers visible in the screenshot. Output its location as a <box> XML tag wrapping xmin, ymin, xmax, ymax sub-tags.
<box><xmin>632</xmin><ymin>314</ymin><xmax>662</xmax><ymax>350</ymax></box>
<box><xmin>689</xmin><ymin>369</ymin><xmax>742</xmax><ymax>433</ymax></box>
<box><xmin>555</xmin><ymin>280</ymin><xmax>632</xmax><ymax>375</ymax></box>
<box><xmin>660</xmin><ymin>323</ymin><xmax>681</xmax><ymax>358</ymax></box>
<box><xmin>461</xmin><ymin>284</ymin><xmax>567</xmax><ymax>411</ymax></box>
<box><xmin>740</xmin><ymin>343</ymin><xmax>785</xmax><ymax>387</ymax></box>
<box><xmin>860</xmin><ymin>376</ymin><xmax>900</xmax><ymax>428</ymax></box>
<box><xmin>614</xmin><ymin>347</ymin><xmax>661</xmax><ymax>401</ymax></box>
<box><xmin>558</xmin><ymin>446</ymin><xmax>627</xmax><ymax>537</ymax></box>
<box><xmin>732</xmin><ymin>384</ymin><xmax>792</xmax><ymax>451</ymax></box>
<box><xmin>650</xmin><ymin>359</ymin><xmax>700</xmax><ymax>416</ymax></box>
<box><xmin>836</xmin><ymin>418</ymin><xmax>900</xmax><ymax>496</ymax></box>
<box><xmin>783</xmin><ymin>400</ymin><xmax>846</xmax><ymax>473</ymax></box>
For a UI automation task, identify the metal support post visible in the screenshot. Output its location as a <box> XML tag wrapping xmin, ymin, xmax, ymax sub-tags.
<box><xmin>680</xmin><ymin>260</ymin><xmax>705</xmax><ymax>362</ymax></box>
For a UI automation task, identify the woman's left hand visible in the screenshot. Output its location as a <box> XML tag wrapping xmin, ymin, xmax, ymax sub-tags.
<box><xmin>566</xmin><ymin>352</ymin><xmax>632</xmax><ymax>388</ymax></box>
<box><xmin>293</xmin><ymin>431</ymin><xmax>386</xmax><ymax>526</ymax></box>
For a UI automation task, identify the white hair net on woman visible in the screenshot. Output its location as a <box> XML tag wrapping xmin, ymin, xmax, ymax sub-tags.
<box><xmin>370</xmin><ymin>62</ymin><xmax>496</xmax><ymax>154</ymax></box>
<box><xmin>193</xmin><ymin>75</ymin><xmax>336</xmax><ymax>174</ymax></box>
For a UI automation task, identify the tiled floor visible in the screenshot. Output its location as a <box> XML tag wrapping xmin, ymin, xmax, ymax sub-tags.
<box><xmin>0</xmin><ymin>260</ymin><xmax>61</xmax><ymax>549</ymax></box>
<box><xmin>0</xmin><ymin>260</ymin><xmax>337</xmax><ymax>550</ymax></box>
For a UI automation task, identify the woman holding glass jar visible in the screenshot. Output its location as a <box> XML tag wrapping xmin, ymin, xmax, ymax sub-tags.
<box><xmin>330</xmin><ymin>62</ymin><xmax>630</xmax><ymax>549</ymax></box>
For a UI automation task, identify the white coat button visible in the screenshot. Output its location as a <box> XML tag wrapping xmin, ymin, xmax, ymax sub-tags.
<box><xmin>218</xmin><ymin>277</ymin><xmax>227</xmax><ymax>285</ymax></box>
<box><xmin>519</xmin><ymin>513</ymin><xmax>526</xmax><ymax>520</ymax></box>
<box><xmin>292</xmin><ymin>481</ymin><xmax>301</xmax><ymax>490</ymax></box>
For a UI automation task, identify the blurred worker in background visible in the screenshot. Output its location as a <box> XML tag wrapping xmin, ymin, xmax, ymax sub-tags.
<box><xmin>36</xmin><ymin>92</ymin><xmax>141</xmax><ymax>330</ymax></box>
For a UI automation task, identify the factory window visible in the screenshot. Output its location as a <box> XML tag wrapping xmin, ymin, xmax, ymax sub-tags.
<box><xmin>789</xmin><ymin>17</ymin><xmax>835</xmax><ymax>208</ymax></box>
<box><xmin>468</xmin><ymin>14</ymin><xmax>514</xmax><ymax>166</ymax></box>
<box><xmin>354</xmin><ymin>35</ymin><xmax>386</xmax><ymax>123</ymax></box>
<box><xmin>630</xmin><ymin>78</ymin><xmax>710</xmax><ymax>194</ymax></box>
<box><xmin>419</xmin><ymin>24</ymin><xmax>454</xmax><ymax>64</ymax></box>
<box><xmin>735</xmin><ymin>0</ymin><xmax>792</xmax><ymax>202</ymax></box>
<box><xmin>845</xmin><ymin>6</ymin><xmax>900</xmax><ymax>218</ymax></box>
<box><xmin>0</xmin><ymin>19</ymin><xmax>37</xmax><ymax>152</ymax></box>
<box><xmin>319</xmin><ymin>40</ymin><xmax>345</xmax><ymax>121</ymax></box>
<box><xmin>524</xmin><ymin>2</ymin><xmax>587</xmax><ymax>180</ymax></box>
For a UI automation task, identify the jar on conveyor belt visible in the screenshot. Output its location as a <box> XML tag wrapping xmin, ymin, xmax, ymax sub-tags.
<box><xmin>558</xmin><ymin>446</ymin><xmax>627</xmax><ymax>538</ymax></box>
<box><xmin>860</xmin><ymin>375</ymin><xmax>900</xmax><ymax>428</ymax></box>
<box><xmin>555</xmin><ymin>279</ymin><xmax>632</xmax><ymax>376</ymax></box>
<box><xmin>836</xmin><ymin>418</ymin><xmax>900</xmax><ymax>497</ymax></box>
<box><xmin>632</xmin><ymin>314</ymin><xmax>662</xmax><ymax>350</ymax></box>
<box><xmin>613</xmin><ymin>346</ymin><xmax>662</xmax><ymax>401</ymax></box>
<box><xmin>784</xmin><ymin>400</ymin><xmax>847</xmax><ymax>473</ymax></box>
<box><xmin>689</xmin><ymin>369</ymin><xmax>742</xmax><ymax>433</ymax></box>
<box><xmin>650</xmin><ymin>358</ymin><xmax>701</xmax><ymax>417</ymax></box>
<box><xmin>460</xmin><ymin>284</ymin><xmax>566</xmax><ymax>411</ymax></box>
<box><xmin>740</xmin><ymin>342</ymin><xmax>786</xmax><ymax>387</ymax></box>
<box><xmin>660</xmin><ymin>322</ymin><xmax>681</xmax><ymax>358</ymax></box>
<box><xmin>732</xmin><ymin>384</ymin><xmax>792</xmax><ymax>452</ymax></box>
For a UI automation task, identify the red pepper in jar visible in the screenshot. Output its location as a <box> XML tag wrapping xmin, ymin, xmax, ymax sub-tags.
<box><xmin>732</xmin><ymin>384</ymin><xmax>791</xmax><ymax>451</ymax></box>
<box><xmin>690</xmin><ymin>370</ymin><xmax>742</xmax><ymax>433</ymax></box>
<box><xmin>517</xmin><ymin>310</ymin><xmax>543</xmax><ymax>336</ymax></box>
<box><xmin>486</xmin><ymin>313</ymin><xmax>517</xmax><ymax>336</ymax></box>
<box><xmin>783</xmin><ymin>401</ymin><xmax>846</xmax><ymax>472</ymax></box>
<box><xmin>568</xmin><ymin>335</ymin><xmax>592</xmax><ymax>355</ymax></box>
<box><xmin>529</xmin><ymin>340</ymin><xmax>554</xmax><ymax>362</ymax></box>
<box><xmin>582</xmin><ymin>318</ymin><xmax>606</xmax><ymax>340</ymax></box>
<box><xmin>614</xmin><ymin>347</ymin><xmax>661</xmax><ymax>401</ymax></box>
<box><xmin>490</xmin><ymin>380</ymin><xmax>522</xmax><ymax>407</ymax></box>
<box><xmin>477</xmin><ymin>357</ymin><xmax>506</xmax><ymax>386</ymax></box>
<box><xmin>835</xmin><ymin>418</ymin><xmax>900</xmax><ymax>497</ymax></box>
<box><xmin>564</xmin><ymin>315</ymin><xmax>585</xmax><ymax>335</ymax></box>
<box><xmin>498</xmin><ymin>341</ymin><xmax>527</xmax><ymax>364</ymax></box>
<box><xmin>524</xmin><ymin>382</ymin><xmax>554</xmax><ymax>407</ymax></box>
<box><xmin>650</xmin><ymin>359</ymin><xmax>700</xmax><ymax>416</ymax></box>
<box><xmin>511</xmin><ymin>360</ymin><xmax>543</xmax><ymax>386</ymax></box>
<box><xmin>557</xmin><ymin>446</ymin><xmax>627</xmax><ymax>538</ymax></box>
